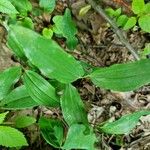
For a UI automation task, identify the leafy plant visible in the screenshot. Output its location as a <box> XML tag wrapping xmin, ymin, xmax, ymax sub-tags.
<box><xmin>0</xmin><ymin>0</ymin><xmax>150</xmax><ymax>149</ymax></box>
<box><xmin>106</xmin><ymin>0</ymin><xmax>150</xmax><ymax>32</ymax></box>
<box><xmin>53</xmin><ymin>8</ymin><xmax>78</xmax><ymax>50</ymax></box>
<box><xmin>0</xmin><ymin>112</ymin><xmax>28</xmax><ymax>147</ymax></box>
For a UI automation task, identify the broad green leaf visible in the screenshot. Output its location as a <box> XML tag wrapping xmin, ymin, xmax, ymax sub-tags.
<box><xmin>60</xmin><ymin>84</ymin><xmax>88</xmax><ymax>126</ymax></box>
<box><xmin>79</xmin><ymin>4</ymin><xmax>91</xmax><ymax>16</ymax></box>
<box><xmin>39</xmin><ymin>0</ymin><xmax>55</xmax><ymax>13</ymax></box>
<box><xmin>9</xmin><ymin>0</ymin><xmax>32</xmax><ymax>16</ymax></box>
<box><xmin>14</xmin><ymin>116</ymin><xmax>36</xmax><ymax>128</ymax></box>
<box><xmin>23</xmin><ymin>70</ymin><xmax>59</xmax><ymax>107</ymax></box>
<box><xmin>53</xmin><ymin>8</ymin><xmax>78</xmax><ymax>49</ymax></box>
<box><xmin>99</xmin><ymin>110</ymin><xmax>150</xmax><ymax>134</ymax></box>
<box><xmin>89</xmin><ymin>59</ymin><xmax>150</xmax><ymax>91</ymax></box>
<box><xmin>0</xmin><ymin>112</ymin><xmax>9</xmax><ymax>124</ymax></box>
<box><xmin>63</xmin><ymin>124</ymin><xmax>97</xmax><ymax>150</ymax></box>
<box><xmin>0</xmin><ymin>67</ymin><xmax>21</xmax><ymax>100</ymax></box>
<box><xmin>0</xmin><ymin>86</ymin><xmax>38</xmax><ymax>110</ymax></box>
<box><xmin>132</xmin><ymin>0</ymin><xmax>145</xmax><ymax>14</ymax></box>
<box><xmin>39</xmin><ymin>117</ymin><xmax>64</xmax><ymax>148</ymax></box>
<box><xmin>144</xmin><ymin>3</ymin><xmax>150</xmax><ymax>14</ymax></box>
<box><xmin>123</xmin><ymin>17</ymin><xmax>137</xmax><ymax>30</ymax></box>
<box><xmin>0</xmin><ymin>126</ymin><xmax>28</xmax><ymax>147</ymax></box>
<box><xmin>7</xmin><ymin>28</ymin><xmax>26</xmax><ymax>60</ymax></box>
<box><xmin>0</xmin><ymin>0</ymin><xmax>18</xmax><ymax>14</ymax></box>
<box><xmin>10</xmin><ymin>25</ymin><xmax>84</xmax><ymax>83</ymax></box>
<box><xmin>116</xmin><ymin>15</ymin><xmax>128</xmax><ymax>27</ymax></box>
<box><xmin>42</xmin><ymin>28</ymin><xmax>53</xmax><ymax>39</ymax></box>
<box><xmin>139</xmin><ymin>15</ymin><xmax>150</xmax><ymax>33</ymax></box>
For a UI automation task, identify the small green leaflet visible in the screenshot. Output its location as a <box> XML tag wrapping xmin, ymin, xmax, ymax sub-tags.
<box><xmin>53</xmin><ymin>8</ymin><xmax>78</xmax><ymax>50</ymax></box>
<box><xmin>17</xmin><ymin>17</ymin><xmax>34</xmax><ymax>29</ymax></box>
<box><xmin>0</xmin><ymin>126</ymin><xmax>28</xmax><ymax>147</ymax></box>
<box><xmin>63</xmin><ymin>124</ymin><xmax>97</xmax><ymax>150</ymax></box>
<box><xmin>60</xmin><ymin>84</ymin><xmax>88</xmax><ymax>126</ymax></box>
<box><xmin>132</xmin><ymin>0</ymin><xmax>145</xmax><ymax>14</ymax></box>
<box><xmin>79</xmin><ymin>4</ymin><xmax>91</xmax><ymax>16</ymax></box>
<box><xmin>42</xmin><ymin>28</ymin><xmax>53</xmax><ymax>39</ymax></box>
<box><xmin>39</xmin><ymin>0</ymin><xmax>55</xmax><ymax>13</ymax></box>
<box><xmin>123</xmin><ymin>17</ymin><xmax>136</xmax><ymax>30</ymax></box>
<box><xmin>141</xmin><ymin>43</ymin><xmax>150</xmax><ymax>58</ymax></box>
<box><xmin>105</xmin><ymin>8</ymin><xmax>122</xmax><ymax>18</ymax></box>
<box><xmin>9</xmin><ymin>0</ymin><xmax>32</xmax><ymax>16</ymax></box>
<box><xmin>0</xmin><ymin>86</ymin><xmax>38</xmax><ymax>110</ymax></box>
<box><xmin>139</xmin><ymin>15</ymin><xmax>150</xmax><ymax>33</ymax></box>
<box><xmin>9</xmin><ymin>25</ymin><xmax>84</xmax><ymax>83</ymax></box>
<box><xmin>14</xmin><ymin>116</ymin><xmax>36</xmax><ymax>128</ymax></box>
<box><xmin>23</xmin><ymin>70</ymin><xmax>59</xmax><ymax>107</ymax></box>
<box><xmin>39</xmin><ymin>117</ymin><xmax>64</xmax><ymax>148</ymax></box>
<box><xmin>0</xmin><ymin>112</ymin><xmax>8</xmax><ymax>124</ymax></box>
<box><xmin>0</xmin><ymin>0</ymin><xmax>18</xmax><ymax>14</ymax></box>
<box><xmin>99</xmin><ymin>110</ymin><xmax>150</xmax><ymax>134</ymax></box>
<box><xmin>116</xmin><ymin>15</ymin><xmax>128</xmax><ymax>27</ymax></box>
<box><xmin>0</xmin><ymin>67</ymin><xmax>21</xmax><ymax>100</ymax></box>
<box><xmin>89</xmin><ymin>59</ymin><xmax>150</xmax><ymax>91</ymax></box>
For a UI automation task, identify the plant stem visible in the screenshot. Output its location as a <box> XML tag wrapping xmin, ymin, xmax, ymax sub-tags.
<box><xmin>87</xmin><ymin>0</ymin><xmax>140</xmax><ymax>60</ymax></box>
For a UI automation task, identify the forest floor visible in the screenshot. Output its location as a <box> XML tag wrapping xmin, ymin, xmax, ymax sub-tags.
<box><xmin>0</xmin><ymin>0</ymin><xmax>150</xmax><ymax>150</ymax></box>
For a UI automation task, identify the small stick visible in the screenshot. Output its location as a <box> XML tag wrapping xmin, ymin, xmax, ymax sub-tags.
<box><xmin>87</xmin><ymin>0</ymin><xmax>140</xmax><ymax>60</ymax></box>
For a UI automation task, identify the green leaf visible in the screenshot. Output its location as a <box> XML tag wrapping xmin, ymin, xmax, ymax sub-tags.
<box><xmin>0</xmin><ymin>126</ymin><xmax>28</xmax><ymax>147</ymax></box>
<box><xmin>42</xmin><ymin>28</ymin><xmax>53</xmax><ymax>39</ymax></box>
<box><xmin>0</xmin><ymin>67</ymin><xmax>21</xmax><ymax>100</ymax></box>
<box><xmin>39</xmin><ymin>0</ymin><xmax>55</xmax><ymax>13</ymax></box>
<box><xmin>116</xmin><ymin>15</ymin><xmax>128</xmax><ymax>27</ymax></box>
<box><xmin>105</xmin><ymin>8</ymin><xmax>115</xmax><ymax>17</ymax></box>
<box><xmin>99</xmin><ymin>110</ymin><xmax>150</xmax><ymax>134</ymax></box>
<box><xmin>132</xmin><ymin>0</ymin><xmax>145</xmax><ymax>14</ymax></box>
<box><xmin>10</xmin><ymin>0</ymin><xmax>32</xmax><ymax>16</ymax></box>
<box><xmin>105</xmin><ymin>8</ymin><xmax>121</xmax><ymax>18</ymax></box>
<box><xmin>39</xmin><ymin>117</ymin><xmax>64</xmax><ymax>148</ymax></box>
<box><xmin>144</xmin><ymin>3</ymin><xmax>150</xmax><ymax>14</ymax></box>
<box><xmin>61</xmin><ymin>84</ymin><xmax>88</xmax><ymax>126</ymax></box>
<box><xmin>141</xmin><ymin>43</ymin><xmax>150</xmax><ymax>58</ymax></box>
<box><xmin>0</xmin><ymin>86</ymin><xmax>38</xmax><ymax>110</ymax></box>
<box><xmin>23</xmin><ymin>70</ymin><xmax>59</xmax><ymax>107</ymax></box>
<box><xmin>0</xmin><ymin>112</ymin><xmax>9</xmax><ymax>124</ymax></box>
<box><xmin>17</xmin><ymin>17</ymin><xmax>34</xmax><ymax>29</ymax></box>
<box><xmin>10</xmin><ymin>25</ymin><xmax>84</xmax><ymax>83</ymax></box>
<box><xmin>53</xmin><ymin>8</ymin><xmax>78</xmax><ymax>49</ymax></box>
<box><xmin>139</xmin><ymin>14</ymin><xmax>150</xmax><ymax>33</ymax></box>
<box><xmin>63</xmin><ymin>124</ymin><xmax>97</xmax><ymax>150</ymax></box>
<box><xmin>79</xmin><ymin>4</ymin><xmax>91</xmax><ymax>16</ymax></box>
<box><xmin>7</xmin><ymin>28</ymin><xmax>26</xmax><ymax>60</ymax></box>
<box><xmin>123</xmin><ymin>17</ymin><xmax>137</xmax><ymax>30</ymax></box>
<box><xmin>14</xmin><ymin>115</ymin><xmax>36</xmax><ymax>128</ymax></box>
<box><xmin>89</xmin><ymin>59</ymin><xmax>150</xmax><ymax>91</ymax></box>
<box><xmin>114</xmin><ymin>8</ymin><xmax>122</xmax><ymax>17</ymax></box>
<box><xmin>0</xmin><ymin>0</ymin><xmax>18</xmax><ymax>14</ymax></box>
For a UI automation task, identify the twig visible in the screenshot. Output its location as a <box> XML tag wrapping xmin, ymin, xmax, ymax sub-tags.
<box><xmin>87</xmin><ymin>0</ymin><xmax>140</xmax><ymax>60</ymax></box>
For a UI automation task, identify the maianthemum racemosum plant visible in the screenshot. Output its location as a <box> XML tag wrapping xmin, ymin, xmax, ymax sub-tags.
<box><xmin>0</xmin><ymin>0</ymin><xmax>150</xmax><ymax>149</ymax></box>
